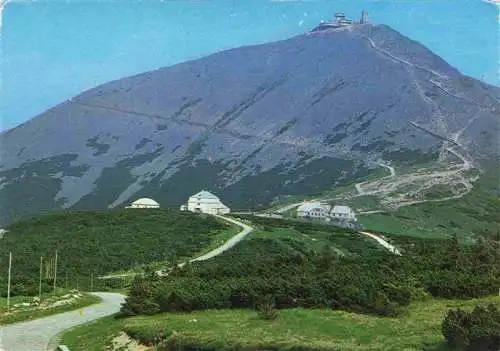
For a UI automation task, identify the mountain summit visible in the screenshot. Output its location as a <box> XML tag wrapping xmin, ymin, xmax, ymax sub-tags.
<box><xmin>1</xmin><ymin>23</ymin><xmax>499</xmax><ymax>224</ymax></box>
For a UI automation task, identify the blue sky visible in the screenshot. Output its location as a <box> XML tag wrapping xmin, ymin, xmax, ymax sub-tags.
<box><xmin>1</xmin><ymin>0</ymin><xmax>498</xmax><ymax>131</ymax></box>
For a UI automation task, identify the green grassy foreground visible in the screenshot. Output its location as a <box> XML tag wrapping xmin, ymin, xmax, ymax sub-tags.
<box><xmin>0</xmin><ymin>293</ymin><xmax>100</xmax><ymax>324</ymax></box>
<box><xmin>61</xmin><ymin>296</ymin><xmax>500</xmax><ymax>351</ymax></box>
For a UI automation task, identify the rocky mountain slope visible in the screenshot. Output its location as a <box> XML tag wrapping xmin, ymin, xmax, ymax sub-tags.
<box><xmin>1</xmin><ymin>23</ymin><xmax>499</xmax><ymax>225</ymax></box>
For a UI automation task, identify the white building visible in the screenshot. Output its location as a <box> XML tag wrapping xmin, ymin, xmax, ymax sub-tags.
<box><xmin>330</xmin><ymin>205</ymin><xmax>357</xmax><ymax>222</ymax></box>
<box><xmin>296</xmin><ymin>202</ymin><xmax>331</xmax><ymax>219</ymax></box>
<box><xmin>126</xmin><ymin>197</ymin><xmax>160</xmax><ymax>209</ymax></box>
<box><xmin>181</xmin><ymin>190</ymin><xmax>230</xmax><ymax>215</ymax></box>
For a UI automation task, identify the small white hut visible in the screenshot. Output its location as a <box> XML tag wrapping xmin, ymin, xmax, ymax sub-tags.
<box><xmin>126</xmin><ymin>198</ymin><xmax>160</xmax><ymax>209</ymax></box>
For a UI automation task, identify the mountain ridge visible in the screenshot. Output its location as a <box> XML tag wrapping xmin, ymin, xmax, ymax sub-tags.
<box><xmin>1</xmin><ymin>23</ymin><xmax>499</xmax><ymax>225</ymax></box>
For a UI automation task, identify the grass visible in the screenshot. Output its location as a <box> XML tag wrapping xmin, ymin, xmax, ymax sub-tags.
<box><xmin>187</xmin><ymin>218</ymin><xmax>242</xmax><ymax>258</ymax></box>
<box><xmin>233</xmin><ymin>215</ymin><xmax>386</xmax><ymax>257</ymax></box>
<box><xmin>61</xmin><ymin>315</ymin><xmax>124</xmax><ymax>351</ymax></box>
<box><xmin>104</xmin><ymin>217</ymin><xmax>241</xmax><ymax>276</ymax></box>
<box><xmin>0</xmin><ymin>209</ymin><xmax>231</xmax><ymax>285</ymax></box>
<box><xmin>61</xmin><ymin>296</ymin><xmax>500</xmax><ymax>351</ymax></box>
<box><xmin>0</xmin><ymin>292</ymin><xmax>101</xmax><ymax>324</ymax></box>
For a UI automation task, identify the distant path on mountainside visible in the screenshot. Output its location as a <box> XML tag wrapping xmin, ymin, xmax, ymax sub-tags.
<box><xmin>355</xmin><ymin>163</ymin><xmax>396</xmax><ymax>196</ymax></box>
<box><xmin>0</xmin><ymin>292</ymin><xmax>125</xmax><ymax>351</ymax></box>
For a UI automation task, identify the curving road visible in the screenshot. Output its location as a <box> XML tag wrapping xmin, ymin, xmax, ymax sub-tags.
<box><xmin>359</xmin><ymin>231</ymin><xmax>401</xmax><ymax>255</ymax></box>
<box><xmin>101</xmin><ymin>215</ymin><xmax>255</xmax><ymax>279</ymax></box>
<box><xmin>157</xmin><ymin>215</ymin><xmax>254</xmax><ymax>274</ymax></box>
<box><xmin>0</xmin><ymin>292</ymin><xmax>125</xmax><ymax>351</ymax></box>
<box><xmin>188</xmin><ymin>215</ymin><xmax>254</xmax><ymax>263</ymax></box>
<box><xmin>379</xmin><ymin>163</ymin><xmax>396</xmax><ymax>178</ymax></box>
<box><xmin>355</xmin><ymin>163</ymin><xmax>395</xmax><ymax>196</ymax></box>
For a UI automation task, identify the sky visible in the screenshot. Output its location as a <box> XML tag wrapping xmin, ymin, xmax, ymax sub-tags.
<box><xmin>1</xmin><ymin>0</ymin><xmax>498</xmax><ymax>131</ymax></box>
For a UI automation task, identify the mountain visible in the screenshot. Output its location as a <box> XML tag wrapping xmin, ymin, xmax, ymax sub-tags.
<box><xmin>1</xmin><ymin>23</ymin><xmax>499</xmax><ymax>225</ymax></box>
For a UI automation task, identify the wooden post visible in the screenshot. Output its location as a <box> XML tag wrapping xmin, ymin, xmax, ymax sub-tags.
<box><xmin>39</xmin><ymin>256</ymin><xmax>43</xmax><ymax>301</ymax></box>
<box><xmin>7</xmin><ymin>252</ymin><xmax>12</xmax><ymax>312</ymax></box>
<box><xmin>53</xmin><ymin>249</ymin><xmax>58</xmax><ymax>296</ymax></box>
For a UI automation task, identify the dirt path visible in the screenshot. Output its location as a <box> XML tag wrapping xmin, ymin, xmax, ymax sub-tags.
<box><xmin>363</xmin><ymin>36</ymin><xmax>448</xmax><ymax>79</ymax></box>
<box><xmin>359</xmin><ymin>231</ymin><xmax>401</xmax><ymax>255</ymax></box>
<box><xmin>100</xmin><ymin>215</ymin><xmax>254</xmax><ymax>279</ymax></box>
<box><xmin>355</xmin><ymin>163</ymin><xmax>395</xmax><ymax>196</ymax></box>
<box><xmin>184</xmin><ymin>216</ymin><xmax>254</xmax><ymax>264</ymax></box>
<box><xmin>0</xmin><ymin>292</ymin><xmax>125</xmax><ymax>351</ymax></box>
<box><xmin>156</xmin><ymin>215</ymin><xmax>253</xmax><ymax>275</ymax></box>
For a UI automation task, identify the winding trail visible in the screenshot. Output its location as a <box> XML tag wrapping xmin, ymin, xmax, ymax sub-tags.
<box><xmin>100</xmin><ymin>215</ymin><xmax>254</xmax><ymax>279</ymax></box>
<box><xmin>359</xmin><ymin>231</ymin><xmax>401</xmax><ymax>255</ymax></box>
<box><xmin>0</xmin><ymin>292</ymin><xmax>125</xmax><ymax>351</ymax></box>
<box><xmin>184</xmin><ymin>216</ymin><xmax>254</xmax><ymax>264</ymax></box>
<box><xmin>157</xmin><ymin>215</ymin><xmax>253</xmax><ymax>275</ymax></box>
<box><xmin>363</xmin><ymin>36</ymin><xmax>447</xmax><ymax>79</ymax></box>
<box><xmin>379</xmin><ymin>164</ymin><xmax>396</xmax><ymax>177</ymax></box>
<box><xmin>354</xmin><ymin>163</ymin><xmax>395</xmax><ymax>196</ymax></box>
<box><xmin>0</xmin><ymin>216</ymin><xmax>252</xmax><ymax>349</ymax></box>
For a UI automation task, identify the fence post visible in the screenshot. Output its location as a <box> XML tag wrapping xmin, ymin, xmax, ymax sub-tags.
<box><xmin>7</xmin><ymin>252</ymin><xmax>12</xmax><ymax>312</ymax></box>
<box><xmin>53</xmin><ymin>249</ymin><xmax>58</xmax><ymax>296</ymax></box>
<box><xmin>39</xmin><ymin>256</ymin><xmax>43</xmax><ymax>301</ymax></box>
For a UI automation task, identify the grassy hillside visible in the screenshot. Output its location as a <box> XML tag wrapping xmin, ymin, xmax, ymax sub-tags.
<box><xmin>60</xmin><ymin>215</ymin><xmax>500</xmax><ymax>351</ymax></box>
<box><xmin>0</xmin><ymin>209</ymin><xmax>233</xmax><ymax>295</ymax></box>
<box><xmin>359</xmin><ymin>169</ymin><xmax>500</xmax><ymax>242</ymax></box>
<box><xmin>61</xmin><ymin>296</ymin><xmax>500</xmax><ymax>351</ymax></box>
<box><xmin>119</xmin><ymin>212</ymin><xmax>499</xmax><ymax>317</ymax></box>
<box><xmin>232</xmin><ymin>214</ymin><xmax>386</xmax><ymax>257</ymax></box>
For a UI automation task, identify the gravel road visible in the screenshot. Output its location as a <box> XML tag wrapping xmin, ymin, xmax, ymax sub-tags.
<box><xmin>156</xmin><ymin>215</ymin><xmax>254</xmax><ymax>275</ymax></box>
<box><xmin>359</xmin><ymin>231</ymin><xmax>402</xmax><ymax>255</ymax></box>
<box><xmin>0</xmin><ymin>292</ymin><xmax>125</xmax><ymax>351</ymax></box>
<box><xmin>188</xmin><ymin>215</ymin><xmax>254</xmax><ymax>263</ymax></box>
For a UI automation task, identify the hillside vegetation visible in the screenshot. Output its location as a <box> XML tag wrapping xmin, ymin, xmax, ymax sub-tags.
<box><xmin>0</xmin><ymin>209</ymin><xmax>231</xmax><ymax>296</ymax></box>
<box><xmin>121</xmin><ymin>214</ymin><xmax>499</xmax><ymax>318</ymax></box>
<box><xmin>233</xmin><ymin>214</ymin><xmax>386</xmax><ymax>257</ymax></box>
<box><xmin>359</xmin><ymin>169</ymin><xmax>500</xmax><ymax>241</ymax></box>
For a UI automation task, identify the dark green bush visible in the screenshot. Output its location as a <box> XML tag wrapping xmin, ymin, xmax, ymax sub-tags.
<box><xmin>442</xmin><ymin>303</ymin><xmax>500</xmax><ymax>350</ymax></box>
<box><xmin>121</xmin><ymin>233</ymin><xmax>500</xmax><ymax>319</ymax></box>
<box><xmin>256</xmin><ymin>294</ymin><xmax>279</xmax><ymax>320</ymax></box>
<box><xmin>121</xmin><ymin>276</ymin><xmax>159</xmax><ymax>316</ymax></box>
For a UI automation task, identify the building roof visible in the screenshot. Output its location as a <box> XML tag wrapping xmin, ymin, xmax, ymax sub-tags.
<box><xmin>190</xmin><ymin>190</ymin><xmax>220</xmax><ymax>200</ymax></box>
<box><xmin>131</xmin><ymin>198</ymin><xmax>160</xmax><ymax>206</ymax></box>
<box><xmin>297</xmin><ymin>202</ymin><xmax>328</xmax><ymax>212</ymax></box>
<box><xmin>331</xmin><ymin>205</ymin><xmax>353</xmax><ymax>214</ymax></box>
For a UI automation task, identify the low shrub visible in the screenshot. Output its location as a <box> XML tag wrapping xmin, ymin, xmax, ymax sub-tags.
<box><xmin>442</xmin><ymin>303</ymin><xmax>500</xmax><ymax>350</ymax></box>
